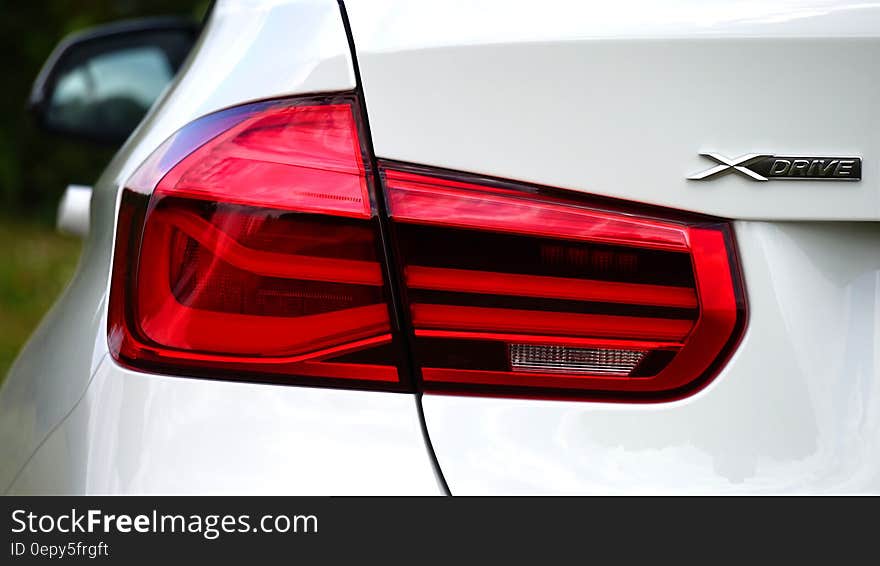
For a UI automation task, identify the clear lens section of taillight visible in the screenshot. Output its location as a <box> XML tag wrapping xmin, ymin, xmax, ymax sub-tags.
<box><xmin>108</xmin><ymin>96</ymin><xmax>406</xmax><ymax>388</ymax></box>
<box><xmin>382</xmin><ymin>166</ymin><xmax>745</xmax><ymax>400</ymax></box>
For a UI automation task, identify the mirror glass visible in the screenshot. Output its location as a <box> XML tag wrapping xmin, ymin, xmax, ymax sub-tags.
<box><xmin>41</xmin><ymin>29</ymin><xmax>193</xmax><ymax>143</ymax></box>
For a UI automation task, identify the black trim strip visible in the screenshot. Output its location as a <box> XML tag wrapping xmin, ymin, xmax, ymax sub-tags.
<box><xmin>336</xmin><ymin>0</ymin><xmax>451</xmax><ymax>496</ymax></box>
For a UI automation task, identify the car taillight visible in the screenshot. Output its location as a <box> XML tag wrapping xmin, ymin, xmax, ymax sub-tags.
<box><xmin>382</xmin><ymin>166</ymin><xmax>745</xmax><ymax>400</ymax></box>
<box><xmin>109</xmin><ymin>94</ymin><xmax>745</xmax><ymax>401</ymax></box>
<box><xmin>108</xmin><ymin>96</ymin><xmax>408</xmax><ymax>389</ymax></box>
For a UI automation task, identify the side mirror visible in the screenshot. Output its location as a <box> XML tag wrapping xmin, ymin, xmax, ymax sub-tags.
<box><xmin>28</xmin><ymin>17</ymin><xmax>198</xmax><ymax>145</ymax></box>
<box><xmin>57</xmin><ymin>185</ymin><xmax>93</xmax><ymax>238</ymax></box>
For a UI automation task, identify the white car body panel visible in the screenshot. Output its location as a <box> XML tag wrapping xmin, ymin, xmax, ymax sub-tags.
<box><xmin>2</xmin><ymin>0</ymin><xmax>879</xmax><ymax>495</ymax></box>
<box><xmin>343</xmin><ymin>0</ymin><xmax>880</xmax><ymax>493</ymax></box>
<box><xmin>346</xmin><ymin>0</ymin><xmax>880</xmax><ymax>220</ymax></box>
<box><xmin>9</xmin><ymin>359</ymin><xmax>440</xmax><ymax>495</ymax></box>
<box><xmin>421</xmin><ymin>220</ymin><xmax>880</xmax><ymax>493</ymax></box>
<box><xmin>0</xmin><ymin>0</ymin><xmax>441</xmax><ymax>495</ymax></box>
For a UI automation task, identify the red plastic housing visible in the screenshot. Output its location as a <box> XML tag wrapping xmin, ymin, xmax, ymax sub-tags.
<box><xmin>108</xmin><ymin>96</ymin><xmax>406</xmax><ymax>388</ymax></box>
<box><xmin>382</xmin><ymin>167</ymin><xmax>746</xmax><ymax>400</ymax></box>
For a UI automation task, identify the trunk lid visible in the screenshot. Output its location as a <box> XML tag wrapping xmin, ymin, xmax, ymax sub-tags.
<box><xmin>346</xmin><ymin>0</ymin><xmax>880</xmax><ymax>220</ymax></box>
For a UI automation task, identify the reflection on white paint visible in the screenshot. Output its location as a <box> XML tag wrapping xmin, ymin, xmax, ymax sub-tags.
<box><xmin>348</xmin><ymin>0</ymin><xmax>880</xmax><ymax>50</ymax></box>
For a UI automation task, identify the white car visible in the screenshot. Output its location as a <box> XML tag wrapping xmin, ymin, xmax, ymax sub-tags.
<box><xmin>2</xmin><ymin>0</ymin><xmax>879</xmax><ymax>495</ymax></box>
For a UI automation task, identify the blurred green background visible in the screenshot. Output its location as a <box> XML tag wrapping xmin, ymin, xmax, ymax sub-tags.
<box><xmin>0</xmin><ymin>1</ymin><xmax>207</xmax><ymax>379</ymax></box>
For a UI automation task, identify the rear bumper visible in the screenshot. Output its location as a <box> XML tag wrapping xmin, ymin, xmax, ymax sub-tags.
<box><xmin>8</xmin><ymin>357</ymin><xmax>443</xmax><ymax>495</ymax></box>
<box><xmin>422</xmin><ymin>220</ymin><xmax>880</xmax><ymax>494</ymax></box>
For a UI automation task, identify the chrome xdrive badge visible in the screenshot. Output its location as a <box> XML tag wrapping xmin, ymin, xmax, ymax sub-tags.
<box><xmin>688</xmin><ymin>153</ymin><xmax>861</xmax><ymax>181</ymax></box>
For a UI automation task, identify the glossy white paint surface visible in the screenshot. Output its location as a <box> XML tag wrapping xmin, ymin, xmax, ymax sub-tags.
<box><xmin>346</xmin><ymin>0</ymin><xmax>880</xmax><ymax>42</ymax></box>
<box><xmin>346</xmin><ymin>0</ymin><xmax>880</xmax><ymax>220</ymax></box>
<box><xmin>9</xmin><ymin>359</ymin><xmax>441</xmax><ymax>495</ymax></box>
<box><xmin>422</xmin><ymin>221</ymin><xmax>880</xmax><ymax>494</ymax></box>
<box><xmin>1</xmin><ymin>0</ymin><xmax>440</xmax><ymax>495</ymax></box>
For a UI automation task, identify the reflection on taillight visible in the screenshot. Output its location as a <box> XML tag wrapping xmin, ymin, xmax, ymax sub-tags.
<box><xmin>108</xmin><ymin>96</ymin><xmax>407</xmax><ymax>389</ymax></box>
<box><xmin>383</xmin><ymin>166</ymin><xmax>745</xmax><ymax>400</ymax></box>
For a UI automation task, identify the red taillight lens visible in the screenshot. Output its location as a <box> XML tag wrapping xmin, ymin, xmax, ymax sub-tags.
<box><xmin>383</xmin><ymin>167</ymin><xmax>745</xmax><ymax>400</ymax></box>
<box><xmin>109</xmin><ymin>96</ymin><xmax>406</xmax><ymax>388</ymax></box>
<box><xmin>109</xmin><ymin>94</ymin><xmax>745</xmax><ymax>401</ymax></box>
